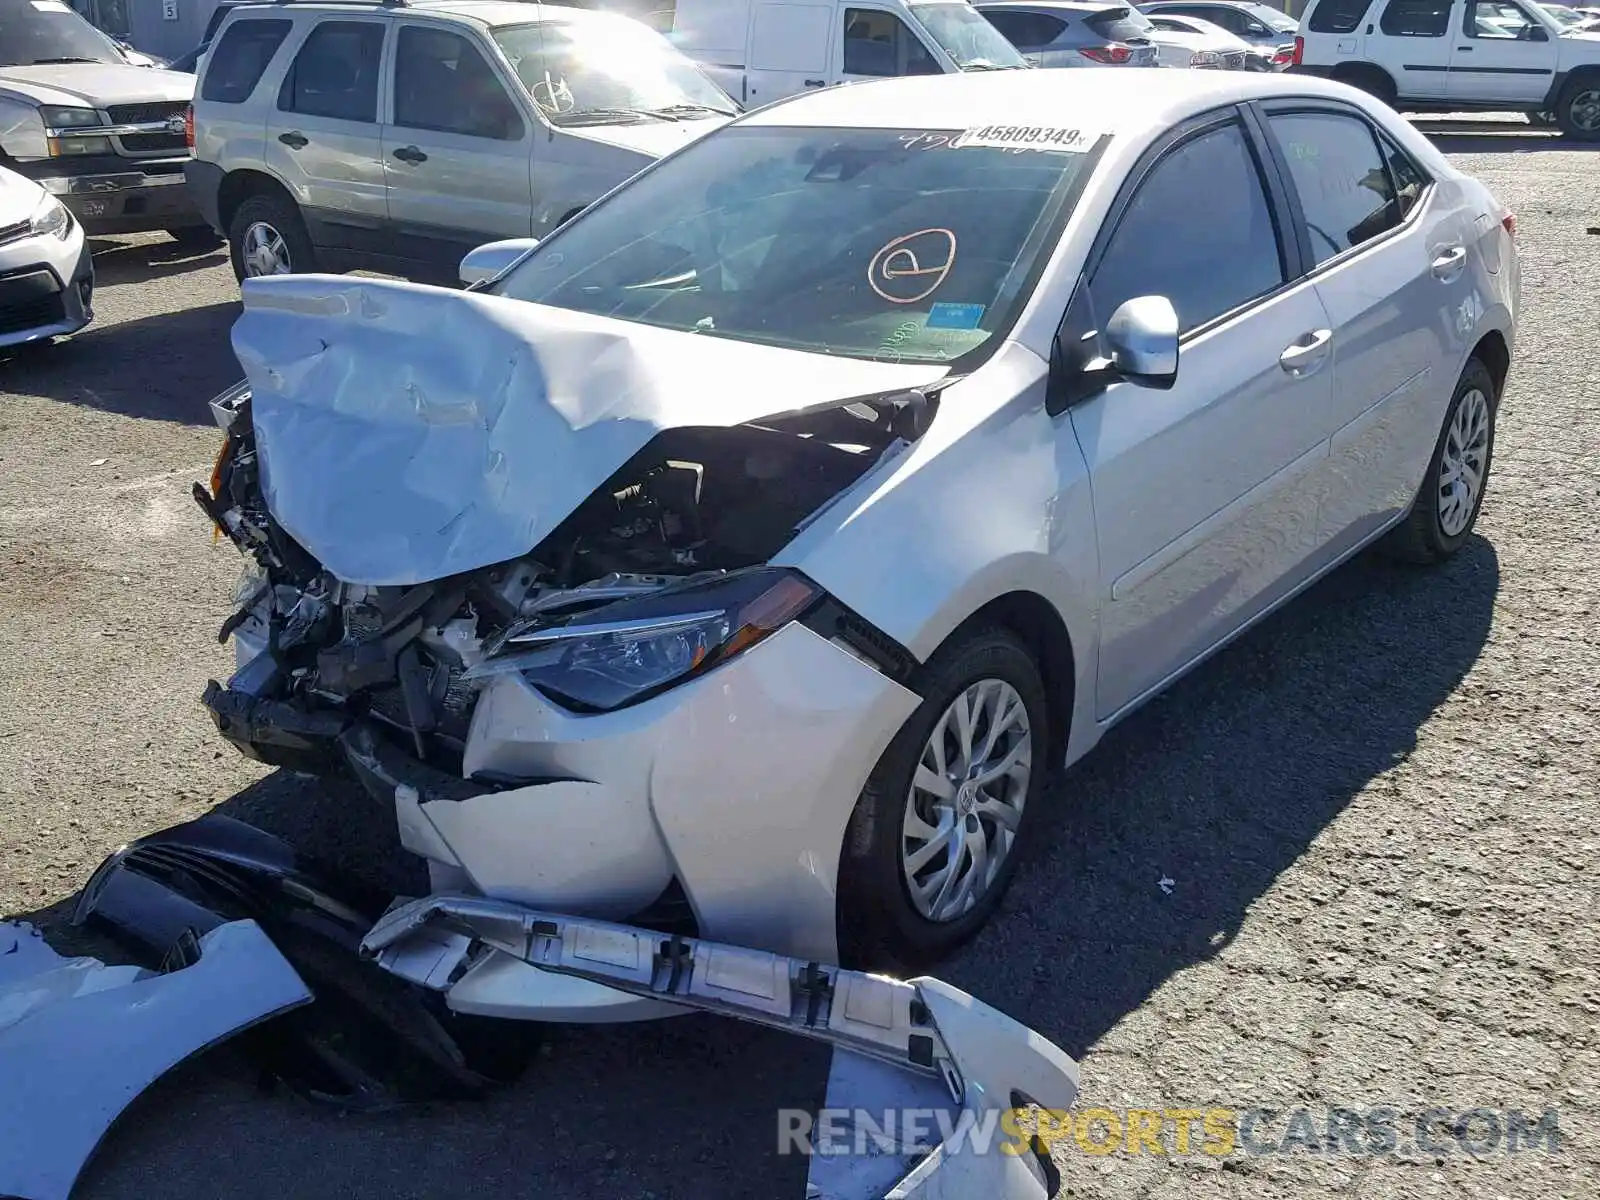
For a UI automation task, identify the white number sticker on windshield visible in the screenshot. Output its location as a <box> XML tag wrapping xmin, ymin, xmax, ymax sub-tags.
<box><xmin>951</xmin><ymin>125</ymin><xmax>1095</xmax><ymax>153</ymax></box>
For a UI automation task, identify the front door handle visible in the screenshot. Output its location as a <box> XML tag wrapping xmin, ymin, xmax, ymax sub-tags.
<box><xmin>1431</xmin><ymin>245</ymin><xmax>1467</xmax><ymax>279</ymax></box>
<box><xmin>803</xmin><ymin>78</ymin><xmax>826</xmax><ymax>87</ymax></box>
<box><xmin>391</xmin><ymin>145</ymin><xmax>428</xmax><ymax>164</ymax></box>
<box><xmin>277</xmin><ymin>131</ymin><xmax>308</xmax><ymax>149</ymax></box>
<box><xmin>1279</xmin><ymin>328</ymin><xmax>1333</xmax><ymax>377</ymax></box>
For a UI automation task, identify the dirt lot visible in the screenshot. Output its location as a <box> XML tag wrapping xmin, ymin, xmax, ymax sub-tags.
<box><xmin>1</xmin><ymin>124</ymin><xmax>1597</xmax><ymax>1200</ymax></box>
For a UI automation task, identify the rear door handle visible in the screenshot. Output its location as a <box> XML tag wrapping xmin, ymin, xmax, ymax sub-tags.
<box><xmin>391</xmin><ymin>145</ymin><xmax>428</xmax><ymax>164</ymax></box>
<box><xmin>1431</xmin><ymin>245</ymin><xmax>1467</xmax><ymax>279</ymax></box>
<box><xmin>277</xmin><ymin>131</ymin><xmax>308</xmax><ymax>149</ymax></box>
<box><xmin>803</xmin><ymin>78</ymin><xmax>826</xmax><ymax>87</ymax></box>
<box><xmin>1279</xmin><ymin>328</ymin><xmax>1333</xmax><ymax>377</ymax></box>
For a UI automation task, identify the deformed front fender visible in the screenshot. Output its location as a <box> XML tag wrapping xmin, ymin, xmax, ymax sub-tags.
<box><xmin>0</xmin><ymin>919</ymin><xmax>312</xmax><ymax>1200</ymax></box>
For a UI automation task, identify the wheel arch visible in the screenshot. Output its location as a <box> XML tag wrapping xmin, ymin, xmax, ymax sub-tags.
<box><xmin>1330</xmin><ymin>61</ymin><xmax>1398</xmax><ymax>102</ymax></box>
<box><xmin>1470</xmin><ymin>328</ymin><xmax>1511</xmax><ymax>398</ymax></box>
<box><xmin>931</xmin><ymin>590</ymin><xmax>1078</xmax><ymax>771</ymax></box>
<box><xmin>217</xmin><ymin>168</ymin><xmax>295</xmax><ymax>233</ymax></box>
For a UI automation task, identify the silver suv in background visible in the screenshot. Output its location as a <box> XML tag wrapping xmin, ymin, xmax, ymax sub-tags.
<box><xmin>184</xmin><ymin>0</ymin><xmax>736</xmax><ymax>284</ymax></box>
<box><xmin>0</xmin><ymin>0</ymin><xmax>211</xmax><ymax>243</ymax></box>
<box><xmin>1138</xmin><ymin>1</ymin><xmax>1300</xmax><ymax>46</ymax></box>
<box><xmin>975</xmin><ymin>1</ymin><xmax>1162</xmax><ymax>65</ymax></box>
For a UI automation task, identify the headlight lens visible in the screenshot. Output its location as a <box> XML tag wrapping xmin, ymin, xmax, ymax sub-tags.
<box><xmin>39</xmin><ymin>105</ymin><xmax>101</xmax><ymax>129</ymax></box>
<box><xmin>47</xmin><ymin>135</ymin><xmax>113</xmax><ymax>157</ymax></box>
<box><xmin>29</xmin><ymin>194</ymin><xmax>70</xmax><ymax>239</ymax></box>
<box><xmin>465</xmin><ymin>568</ymin><xmax>822</xmax><ymax>712</ymax></box>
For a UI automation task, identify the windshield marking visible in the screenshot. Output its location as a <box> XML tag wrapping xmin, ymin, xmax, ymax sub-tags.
<box><xmin>899</xmin><ymin>132</ymin><xmax>954</xmax><ymax>151</ymax></box>
<box><xmin>868</xmin><ymin>228</ymin><xmax>958</xmax><ymax>304</ymax></box>
<box><xmin>952</xmin><ymin>125</ymin><xmax>1097</xmax><ymax>153</ymax></box>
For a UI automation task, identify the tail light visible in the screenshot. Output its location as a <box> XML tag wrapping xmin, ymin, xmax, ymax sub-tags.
<box><xmin>1272</xmin><ymin>44</ymin><xmax>1293</xmax><ymax>66</ymax></box>
<box><xmin>1291</xmin><ymin>35</ymin><xmax>1304</xmax><ymax>66</ymax></box>
<box><xmin>1080</xmin><ymin>44</ymin><xmax>1132</xmax><ymax>64</ymax></box>
<box><xmin>184</xmin><ymin>103</ymin><xmax>194</xmax><ymax>150</ymax></box>
<box><xmin>1502</xmin><ymin>210</ymin><xmax>1517</xmax><ymax>238</ymax></box>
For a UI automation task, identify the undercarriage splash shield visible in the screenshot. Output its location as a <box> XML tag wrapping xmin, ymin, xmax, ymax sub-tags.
<box><xmin>0</xmin><ymin>919</ymin><xmax>311</xmax><ymax>1200</ymax></box>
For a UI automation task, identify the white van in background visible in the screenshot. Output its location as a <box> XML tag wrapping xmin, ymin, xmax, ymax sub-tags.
<box><xmin>669</xmin><ymin>0</ymin><xmax>1030</xmax><ymax>106</ymax></box>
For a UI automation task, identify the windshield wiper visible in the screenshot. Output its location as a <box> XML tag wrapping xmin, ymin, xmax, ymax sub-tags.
<box><xmin>960</xmin><ymin>59</ymin><xmax>1015</xmax><ymax>71</ymax></box>
<box><xmin>29</xmin><ymin>57</ymin><xmax>105</xmax><ymax>65</ymax></box>
<box><xmin>647</xmin><ymin>102</ymin><xmax>738</xmax><ymax>118</ymax></box>
<box><xmin>557</xmin><ymin>106</ymin><xmax>673</xmax><ymax>125</ymax></box>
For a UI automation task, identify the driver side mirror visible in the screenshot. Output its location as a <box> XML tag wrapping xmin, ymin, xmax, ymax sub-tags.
<box><xmin>1099</xmin><ymin>295</ymin><xmax>1180</xmax><ymax>388</ymax></box>
<box><xmin>459</xmin><ymin>237</ymin><xmax>540</xmax><ymax>287</ymax></box>
<box><xmin>1526</xmin><ymin>23</ymin><xmax>1550</xmax><ymax>39</ymax></box>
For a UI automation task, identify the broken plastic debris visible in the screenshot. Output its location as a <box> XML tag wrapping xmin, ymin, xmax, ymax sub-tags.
<box><xmin>89</xmin><ymin>458</ymin><xmax>108</xmax><ymax>467</ymax></box>
<box><xmin>1157</xmin><ymin>876</ymin><xmax>1175</xmax><ymax>895</ymax></box>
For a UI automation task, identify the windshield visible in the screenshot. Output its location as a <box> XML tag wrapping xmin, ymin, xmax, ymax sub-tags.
<box><xmin>0</xmin><ymin>0</ymin><xmax>124</xmax><ymax>66</ymax></box>
<box><xmin>491</xmin><ymin>17</ymin><xmax>738</xmax><ymax>126</ymax></box>
<box><xmin>911</xmin><ymin>2</ymin><xmax>1031</xmax><ymax>68</ymax></box>
<box><xmin>1538</xmin><ymin>3</ymin><xmax>1583</xmax><ymax>23</ymax></box>
<box><xmin>492</xmin><ymin>124</ymin><xmax>1100</xmax><ymax>365</ymax></box>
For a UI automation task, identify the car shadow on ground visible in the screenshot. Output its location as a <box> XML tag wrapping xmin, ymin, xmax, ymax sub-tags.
<box><xmin>20</xmin><ymin>537</ymin><xmax>1500</xmax><ymax>1200</ymax></box>
<box><xmin>1413</xmin><ymin>120</ymin><xmax>1595</xmax><ymax>154</ymax></box>
<box><xmin>87</xmin><ymin>236</ymin><xmax>229</xmax><ymax>286</ymax></box>
<box><xmin>0</xmin><ymin>301</ymin><xmax>242</xmax><ymax>424</ymax></box>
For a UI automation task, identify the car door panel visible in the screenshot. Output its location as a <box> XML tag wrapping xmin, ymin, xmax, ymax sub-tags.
<box><xmin>263</xmin><ymin>18</ymin><xmax>389</xmax><ymax>254</ymax></box>
<box><xmin>1374</xmin><ymin>0</ymin><xmax>1455</xmax><ymax>97</ymax></box>
<box><xmin>1258</xmin><ymin>106</ymin><xmax>1465</xmax><ymax>559</ymax></box>
<box><xmin>1448</xmin><ymin>1</ymin><xmax>1557</xmax><ymax>101</ymax></box>
<box><xmin>1072</xmin><ymin>280</ymin><xmax>1336</xmax><ymax>718</ymax></box>
<box><xmin>1057</xmin><ymin>117</ymin><xmax>1337</xmax><ymax>719</ymax></box>
<box><xmin>382</xmin><ymin>22</ymin><xmax>536</xmax><ymax>276</ymax></box>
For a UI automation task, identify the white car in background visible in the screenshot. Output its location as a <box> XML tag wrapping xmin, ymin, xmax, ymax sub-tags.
<box><xmin>196</xmin><ymin>69</ymin><xmax>1516</xmax><ymax>1011</ymax></box>
<box><xmin>0</xmin><ymin>163</ymin><xmax>92</xmax><ymax>349</ymax></box>
<box><xmin>1142</xmin><ymin>9</ymin><xmax>1257</xmax><ymax>65</ymax></box>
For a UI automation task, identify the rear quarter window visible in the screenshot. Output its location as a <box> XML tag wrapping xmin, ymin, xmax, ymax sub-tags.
<box><xmin>200</xmin><ymin>18</ymin><xmax>292</xmax><ymax>104</ymax></box>
<box><xmin>1307</xmin><ymin>0</ymin><xmax>1375</xmax><ymax>32</ymax></box>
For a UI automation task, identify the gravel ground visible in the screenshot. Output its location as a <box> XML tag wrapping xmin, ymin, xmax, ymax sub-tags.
<box><xmin>1</xmin><ymin>123</ymin><xmax>1596</xmax><ymax>1200</ymax></box>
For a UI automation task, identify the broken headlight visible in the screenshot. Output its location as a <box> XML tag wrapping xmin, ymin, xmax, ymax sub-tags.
<box><xmin>465</xmin><ymin>568</ymin><xmax>821</xmax><ymax>712</ymax></box>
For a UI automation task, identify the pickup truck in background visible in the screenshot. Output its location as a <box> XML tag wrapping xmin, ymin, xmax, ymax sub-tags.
<box><xmin>0</xmin><ymin>0</ymin><xmax>212</xmax><ymax>243</ymax></box>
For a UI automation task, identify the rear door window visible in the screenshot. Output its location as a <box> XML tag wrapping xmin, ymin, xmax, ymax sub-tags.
<box><xmin>1266</xmin><ymin>111</ymin><xmax>1402</xmax><ymax>265</ymax></box>
<box><xmin>1379</xmin><ymin>0</ymin><xmax>1452</xmax><ymax>35</ymax></box>
<box><xmin>980</xmin><ymin>9</ymin><xmax>1069</xmax><ymax>47</ymax></box>
<box><xmin>278</xmin><ymin>20</ymin><xmax>385</xmax><ymax>123</ymax></box>
<box><xmin>200</xmin><ymin>17</ymin><xmax>291</xmax><ymax>103</ymax></box>
<box><xmin>1307</xmin><ymin>0</ymin><xmax>1375</xmax><ymax>32</ymax></box>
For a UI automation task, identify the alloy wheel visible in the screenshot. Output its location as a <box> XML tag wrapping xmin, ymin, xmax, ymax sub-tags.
<box><xmin>242</xmin><ymin>221</ymin><xmax>293</xmax><ymax>277</ymax></box>
<box><xmin>901</xmin><ymin>679</ymin><xmax>1032</xmax><ymax>923</ymax></box>
<box><xmin>1438</xmin><ymin>387</ymin><xmax>1491</xmax><ymax>537</ymax></box>
<box><xmin>1570</xmin><ymin>88</ymin><xmax>1600</xmax><ymax>133</ymax></box>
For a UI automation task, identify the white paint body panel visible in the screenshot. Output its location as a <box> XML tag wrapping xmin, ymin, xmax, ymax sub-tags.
<box><xmin>228</xmin><ymin>69</ymin><xmax>1517</xmax><ymax>976</ymax></box>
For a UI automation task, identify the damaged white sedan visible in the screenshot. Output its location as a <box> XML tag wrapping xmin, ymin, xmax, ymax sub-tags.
<box><xmin>194</xmin><ymin>68</ymin><xmax>1517</xmax><ymax>1007</ymax></box>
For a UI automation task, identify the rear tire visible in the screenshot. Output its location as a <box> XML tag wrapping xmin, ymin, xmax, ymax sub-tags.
<box><xmin>837</xmin><ymin>627</ymin><xmax>1050</xmax><ymax>971</ymax></box>
<box><xmin>1380</xmin><ymin>357</ymin><xmax>1498</xmax><ymax>564</ymax></box>
<box><xmin>228</xmin><ymin>192</ymin><xmax>317</xmax><ymax>282</ymax></box>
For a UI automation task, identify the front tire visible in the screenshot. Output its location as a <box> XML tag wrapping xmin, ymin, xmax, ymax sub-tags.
<box><xmin>1381</xmin><ymin>357</ymin><xmax>1498</xmax><ymax>563</ymax></box>
<box><xmin>837</xmin><ymin>627</ymin><xmax>1049</xmax><ymax>970</ymax></box>
<box><xmin>1555</xmin><ymin>76</ymin><xmax>1600</xmax><ymax>141</ymax></box>
<box><xmin>228</xmin><ymin>192</ymin><xmax>317</xmax><ymax>282</ymax></box>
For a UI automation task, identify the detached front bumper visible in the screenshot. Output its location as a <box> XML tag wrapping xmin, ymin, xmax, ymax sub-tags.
<box><xmin>23</xmin><ymin>157</ymin><xmax>202</xmax><ymax>235</ymax></box>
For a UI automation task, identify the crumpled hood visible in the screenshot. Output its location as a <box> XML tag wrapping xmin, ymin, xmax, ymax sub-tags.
<box><xmin>231</xmin><ymin>276</ymin><xmax>940</xmax><ymax>586</ymax></box>
<box><xmin>0</xmin><ymin>62</ymin><xmax>193</xmax><ymax>108</ymax></box>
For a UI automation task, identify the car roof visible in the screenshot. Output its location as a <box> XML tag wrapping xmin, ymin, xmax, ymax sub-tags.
<box><xmin>740</xmin><ymin>68</ymin><xmax>1373</xmax><ymax>135</ymax></box>
<box><xmin>218</xmin><ymin>0</ymin><xmax>624</xmax><ymax>28</ymax></box>
<box><xmin>974</xmin><ymin>2</ymin><xmax>1125</xmax><ymax>12</ymax></box>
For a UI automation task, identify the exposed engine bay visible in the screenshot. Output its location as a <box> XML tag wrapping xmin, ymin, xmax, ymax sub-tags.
<box><xmin>192</xmin><ymin>384</ymin><xmax>936</xmax><ymax>780</ymax></box>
